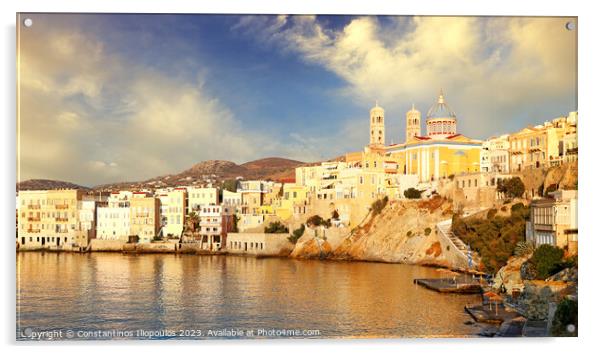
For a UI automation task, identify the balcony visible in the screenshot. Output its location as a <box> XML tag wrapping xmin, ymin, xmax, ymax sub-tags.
<box><xmin>27</xmin><ymin>217</ymin><xmax>41</xmax><ymax>222</ymax></box>
<box><xmin>135</xmin><ymin>213</ymin><xmax>150</xmax><ymax>218</ymax></box>
<box><xmin>55</xmin><ymin>204</ymin><xmax>69</xmax><ymax>210</ymax></box>
<box><xmin>27</xmin><ymin>204</ymin><xmax>41</xmax><ymax>209</ymax></box>
<box><xmin>26</xmin><ymin>229</ymin><xmax>40</xmax><ymax>233</ymax></box>
<box><xmin>55</xmin><ymin>217</ymin><xmax>69</xmax><ymax>222</ymax></box>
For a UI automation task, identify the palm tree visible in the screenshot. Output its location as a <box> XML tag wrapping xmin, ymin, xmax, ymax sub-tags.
<box><xmin>186</xmin><ymin>212</ymin><xmax>200</xmax><ymax>233</ymax></box>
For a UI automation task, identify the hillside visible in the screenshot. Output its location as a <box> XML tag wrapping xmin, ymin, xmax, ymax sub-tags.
<box><xmin>17</xmin><ymin>179</ymin><xmax>89</xmax><ymax>191</ymax></box>
<box><xmin>93</xmin><ymin>157</ymin><xmax>307</xmax><ymax>191</ymax></box>
<box><xmin>290</xmin><ymin>197</ymin><xmax>473</xmax><ymax>270</ymax></box>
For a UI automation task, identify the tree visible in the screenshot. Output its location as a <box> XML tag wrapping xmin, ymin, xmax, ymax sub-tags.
<box><xmin>221</xmin><ymin>179</ymin><xmax>238</xmax><ymax>193</ymax></box>
<box><xmin>497</xmin><ymin>177</ymin><xmax>525</xmax><ymax>199</ymax></box>
<box><xmin>370</xmin><ymin>196</ymin><xmax>389</xmax><ymax>216</ymax></box>
<box><xmin>545</xmin><ymin>184</ymin><xmax>559</xmax><ymax>196</ymax></box>
<box><xmin>404</xmin><ymin>187</ymin><xmax>422</xmax><ymax>199</ymax></box>
<box><xmin>331</xmin><ymin>209</ymin><xmax>340</xmax><ymax>220</ymax></box>
<box><xmin>306</xmin><ymin>215</ymin><xmax>327</xmax><ymax>227</ymax></box>
<box><xmin>264</xmin><ymin>221</ymin><xmax>289</xmax><ymax>234</ymax></box>
<box><xmin>288</xmin><ymin>224</ymin><xmax>305</xmax><ymax>244</ymax></box>
<box><xmin>231</xmin><ymin>214</ymin><xmax>240</xmax><ymax>233</ymax></box>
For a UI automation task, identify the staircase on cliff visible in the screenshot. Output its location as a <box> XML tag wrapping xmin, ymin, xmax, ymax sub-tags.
<box><xmin>437</xmin><ymin>220</ymin><xmax>470</xmax><ymax>257</ymax></box>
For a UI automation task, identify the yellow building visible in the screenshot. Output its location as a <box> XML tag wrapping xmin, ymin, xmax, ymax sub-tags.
<box><xmin>129</xmin><ymin>193</ymin><xmax>160</xmax><ymax>243</ymax></box>
<box><xmin>273</xmin><ymin>183</ymin><xmax>308</xmax><ymax>220</ymax></box>
<box><xmin>386</xmin><ymin>135</ymin><xmax>482</xmax><ymax>181</ymax></box>
<box><xmin>508</xmin><ymin>114</ymin><xmax>576</xmax><ymax>172</ymax></box>
<box><xmin>17</xmin><ymin>189</ymin><xmax>87</xmax><ymax>249</ymax></box>
<box><xmin>381</xmin><ymin>90</ymin><xmax>482</xmax><ymax>182</ymax></box>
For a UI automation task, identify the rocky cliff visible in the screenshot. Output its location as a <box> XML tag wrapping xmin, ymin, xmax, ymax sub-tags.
<box><xmin>290</xmin><ymin>197</ymin><xmax>472</xmax><ymax>269</ymax></box>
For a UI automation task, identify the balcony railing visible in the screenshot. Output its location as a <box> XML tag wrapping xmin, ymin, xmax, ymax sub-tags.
<box><xmin>26</xmin><ymin>229</ymin><xmax>40</xmax><ymax>233</ymax></box>
<box><xmin>27</xmin><ymin>217</ymin><xmax>41</xmax><ymax>222</ymax></box>
<box><xmin>55</xmin><ymin>204</ymin><xmax>69</xmax><ymax>209</ymax></box>
<box><xmin>27</xmin><ymin>204</ymin><xmax>41</xmax><ymax>209</ymax></box>
<box><xmin>55</xmin><ymin>217</ymin><xmax>69</xmax><ymax>222</ymax></box>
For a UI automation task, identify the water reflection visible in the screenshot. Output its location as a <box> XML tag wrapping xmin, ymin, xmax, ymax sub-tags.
<box><xmin>17</xmin><ymin>253</ymin><xmax>481</xmax><ymax>339</ymax></box>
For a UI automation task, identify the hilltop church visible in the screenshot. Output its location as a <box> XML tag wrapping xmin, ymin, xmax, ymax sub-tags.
<box><xmin>351</xmin><ymin>90</ymin><xmax>482</xmax><ymax>182</ymax></box>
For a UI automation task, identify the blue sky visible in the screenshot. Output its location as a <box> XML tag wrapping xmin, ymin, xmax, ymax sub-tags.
<box><xmin>18</xmin><ymin>14</ymin><xmax>577</xmax><ymax>186</ymax></box>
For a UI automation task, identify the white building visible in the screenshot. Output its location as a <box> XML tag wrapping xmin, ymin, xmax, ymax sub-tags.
<box><xmin>186</xmin><ymin>186</ymin><xmax>219</xmax><ymax>214</ymax></box>
<box><xmin>77</xmin><ymin>200</ymin><xmax>97</xmax><ymax>242</ymax></box>
<box><xmin>222</xmin><ymin>190</ymin><xmax>242</xmax><ymax>212</ymax></box>
<box><xmin>481</xmin><ymin>135</ymin><xmax>510</xmax><ymax>173</ymax></box>
<box><xmin>96</xmin><ymin>191</ymin><xmax>132</xmax><ymax>241</ymax></box>
<box><xmin>196</xmin><ymin>204</ymin><xmax>236</xmax><ymax>250</ymax></box>
<box><xmin>157</xmin><ymin>188</ymin><xmax>186</xmax><ymax>238</ymax></box>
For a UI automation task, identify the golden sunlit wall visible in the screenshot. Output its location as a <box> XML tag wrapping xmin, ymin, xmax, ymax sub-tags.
<box><xmin>390</xmin><ymin>143</ymin><xmax>481</xmax><ymax>182</ymax></box>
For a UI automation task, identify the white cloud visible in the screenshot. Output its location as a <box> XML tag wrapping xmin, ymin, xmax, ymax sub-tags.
<box><xmin>235</xmin><ymin>16</ymin><xmax>577</xmax><ymax>139</ymax></box>
<box><xmin>18</xmin><ymin>19</ymin><xmax>290</xmax><ymax>186</ymax></box>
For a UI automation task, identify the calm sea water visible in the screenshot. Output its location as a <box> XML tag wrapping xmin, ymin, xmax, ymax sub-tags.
<box><xmin>16</xmin><ymin>252</ymin><xmax>481</xmax><ymax>340</ymax></box>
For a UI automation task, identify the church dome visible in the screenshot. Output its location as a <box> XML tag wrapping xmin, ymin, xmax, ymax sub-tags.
<box><xmin>427</xmin><ymin>89</ymin><xmax>456</xmax><ymax>119</ymax></box>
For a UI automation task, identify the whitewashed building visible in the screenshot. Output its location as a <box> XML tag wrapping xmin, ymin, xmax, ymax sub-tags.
<box><xmin>96</xmin><ymin>191</ymin><xmax>132</xmax><ymax>241</ymax></box>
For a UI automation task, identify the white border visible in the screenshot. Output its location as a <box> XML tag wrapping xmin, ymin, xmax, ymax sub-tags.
<box><xmin>2</xmin><ymin>1</ymin><xmax>599</xmax><ymax>354</ymax></box>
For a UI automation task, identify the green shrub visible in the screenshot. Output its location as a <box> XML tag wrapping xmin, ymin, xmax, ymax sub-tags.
<box><xmin>511</xmin><ymin>202</ymin><xmax>525</xmax><ymax>212</ymax></box>
<box><xmin>371</xmin><ymin>196</ymin><xmax>389</xmax><ymax>215</ymax></box>
<box><xmin>264</xmin><ymin>221</ymin><xmax>289</xmax><ymax>234</ymax></box>
<box><xmin>551</xmin><ymin>298</ymin><xmax>578</xmax><ymax>336</ymax></box>
<box><xmin>486</xmin><ymin>208</ymin><xmax>497</xmax><ymax>219</ymax></box>
<box><xmin>424</xmin><ymin>227</ymin><xmax>432</xmax><ymax>236</ymax></box>
<box><xmin>404</xmin><ymin>188</ymin><xmax>422</xmax><ymax>199</ymax></box>
<box><xmin>529</xmin><ymin>244</ymin><xmax>565</xmax><ymax>279</ymax></box>
<box><xmin>288</xmin><ymin>224</ymin><xmax>305</xmax><ymax>244</ymax></box>
<box><xmin>452</xmin><ymin>207</ymin><xmax>529</xmax><ymax>273</ymax></box>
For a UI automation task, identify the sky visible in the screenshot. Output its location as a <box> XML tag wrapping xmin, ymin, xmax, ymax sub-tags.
<box><xmin>17</xmin><ymin>14</ymin><xmax>577</xmax><ymax>186</ymax></box>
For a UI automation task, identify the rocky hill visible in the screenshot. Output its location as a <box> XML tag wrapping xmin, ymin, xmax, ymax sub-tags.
<box><xmin>290</xmin><ymin>197</ymin><xmax>473</xmax><ymax>269</ymax></box>
<box><xmin>16</xmin><ymin>179</ymin><xmax>89</xmax><ymax>191</ymax></box>
<box><xmin>518</xmin><ymin>161</ymin><xmax>578</xmax><ymax>196</ymax></box>
<box><xmin>93</xmin><ymin>157</ymin><xmax>307</xmax><ymax>191</ymax></box>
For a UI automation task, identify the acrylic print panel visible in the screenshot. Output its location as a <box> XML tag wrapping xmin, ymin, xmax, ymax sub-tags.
<box><xmin>16</xmin><ymin>13</ymin><xmax>578</xmax><ymax>340</ymax></box>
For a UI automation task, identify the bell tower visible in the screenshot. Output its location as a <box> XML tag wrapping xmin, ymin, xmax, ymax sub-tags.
<box><xmin>370</xmin><ymin>102</ymin><xmax>385</xmax><ymax>147</ymax></box>
<box><xmin>405</xmin><ymin>103</ymin><xmax>421</xmax><ymax>143</ymax></box>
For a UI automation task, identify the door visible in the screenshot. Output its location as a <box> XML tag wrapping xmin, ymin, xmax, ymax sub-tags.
<box><xmin>41</xmin><ymin>237</ymin><xmax>45</xmax><ymax>246</ymax></box>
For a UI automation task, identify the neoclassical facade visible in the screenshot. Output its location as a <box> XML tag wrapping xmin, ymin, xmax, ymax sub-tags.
<box><xmin>367</xmin><ymin>90</ymin><xmax>482</xmax><ymax>182</ymax></box>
